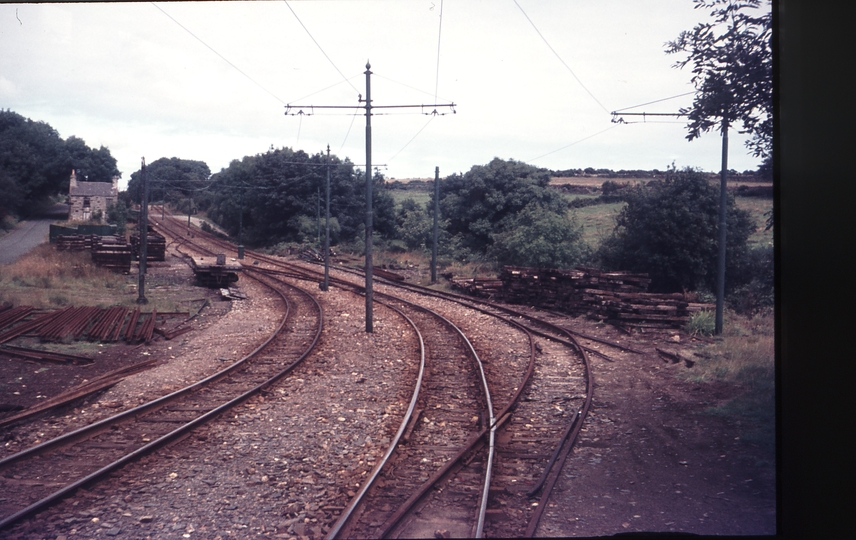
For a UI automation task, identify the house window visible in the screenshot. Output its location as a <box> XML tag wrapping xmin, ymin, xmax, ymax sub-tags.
<box><xmin>83</xmin><ymin>197</ymin><xmax>91</xmax><ymax>209</ymax></box>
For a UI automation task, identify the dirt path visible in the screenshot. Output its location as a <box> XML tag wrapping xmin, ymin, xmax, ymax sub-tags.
<box><xmin>0</xmin><ymin>204</ymin><xmax>69</xmax><ymax>265</ymax></box>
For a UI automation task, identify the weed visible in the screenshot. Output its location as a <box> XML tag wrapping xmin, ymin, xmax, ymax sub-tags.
<box><xmin>680</xmin><ymin>312</ymin><xmax>774</xmax><ymax>453</ymax></box>
<box><xmin>685</xmin><ymin>310</ymin><xmax>715</xmax><ymax>336</ymax></box>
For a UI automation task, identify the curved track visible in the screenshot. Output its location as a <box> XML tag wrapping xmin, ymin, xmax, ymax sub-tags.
<box><xmin>0</xmin><ymin>254</ymin><xmax>323</xmax><ymax>531</ymax></box>
<box><xmin>151</xmin><ymin>210</ymin><xmax>599</xmax><ymax>537</ymax></box>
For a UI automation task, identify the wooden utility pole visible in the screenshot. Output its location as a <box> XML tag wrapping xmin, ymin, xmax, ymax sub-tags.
<box><xmin>322</xmin><ymin>144</ymin><xmax>331</xmax><ymax>292</ymax></box>
<box><xmin>137</xmin><ymin>157</ymin><xmax>149</xmax><ymax>305</ymax></box>
<box><xmin>286</xmin><ymin>62</ymin><xmax>455</xmax><ymax>332</ymax></box>
<box><xmin>612</xmin><ymin>109</ymin><xmax>729</xmax><ymax>334</ymax></box>
<box><xmin>431</xmin><ymin>166</ymin><xmax>440</xmax><ymax>283</ymax></box>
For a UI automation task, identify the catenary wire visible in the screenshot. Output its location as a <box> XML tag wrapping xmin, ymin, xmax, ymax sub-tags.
<box><xmin>151</xmin><ymin>2</ymin><xmax>287</xmax><ymax>105</ymax></box>
<box><xmin>527</xmin><ymin>124</ymin><xmax>619</xmax><ymax>163</ymax></box>
<box><xmin>513</xmin><ymin>0</ymin><xmax>611</xmax><ymax>114</ymax></box>
<box><xmin>386</xmin><ymin>116</ymin><xmax>435</xmax><ymax>164</ymax></box>
<box><xmin>283</xmin><ymin>0</ymin><xmax>361</xmax><ymax>95</ymax></box>
<box><xmin>612</xmin><ymin>91</ymin><xmax>695</xmax><ymax>113</ymax></box>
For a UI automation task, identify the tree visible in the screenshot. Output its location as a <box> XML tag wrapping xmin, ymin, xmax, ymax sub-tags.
<box><xmin>126</xmin><ymin>157</ymin><xmax>211</xmax><ymax>206</ymax></box>
<box><xmin>0</xmin><ymin>110</ymin><xmax>119</xmax><ymax>219</ymax></box>
<box><xmin>666</xmin><ymin>0</ymin><xmax>772</xmax><ymax>159</ymax></box>
<box><xmin>439</xmin><ymin>158</ymin><xmax>564</xmax><ymax>256</ymax></box>
<box><xmin>490</xmin><ymin>203</ymin><xmax>590</xmax><ymax>269</ymax></box>
<box><xmin>597</xmin><ymin>167</ymin><xmax>755</xmax><ymax>294</ymax></box>
<box><xmin>666</xmin><ymin>0</ymin><xmax>771</xmax><ymax>332</ymax></box>
<box><xmin>205</xmin><ymin>147</ymin><xmax>394</xmax><ymax>248</ymax></box>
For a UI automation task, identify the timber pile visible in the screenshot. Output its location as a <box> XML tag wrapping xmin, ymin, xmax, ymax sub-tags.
<box><xmin>130</xmin><ymin>232</ymin><xmax>166</xmax><ymax>261</ymax></box>
<box><xmin>91</xmin><ymin>236</ymin><xmax>132</xmax><ymax>273</ymax></box>
<box><xmin>452</xmin><ymin>266</ymin><xmax>713</xmax><ymax>329</ymax></box>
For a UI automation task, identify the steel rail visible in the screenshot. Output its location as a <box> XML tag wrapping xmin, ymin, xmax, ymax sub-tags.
<box><xmin>0</xmin><ymin>269</ymin><xmax>323</xmax><ymax>532</ymax></box>
<box><xmin>155</xmin><ymin>210</ymin><xmax>592</xmax><ymax>536</ymax></box>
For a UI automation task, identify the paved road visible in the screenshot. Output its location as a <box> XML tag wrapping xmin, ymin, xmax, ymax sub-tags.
<box><xmin>0</xmin><ymin>204</ymin><xmax>68</xmax><ymax>265</ymax></box>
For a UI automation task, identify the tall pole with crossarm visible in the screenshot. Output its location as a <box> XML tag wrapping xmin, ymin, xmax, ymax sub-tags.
<box><xmin>363</xmin><ymin>63</ymin><xmax>374</xmax><ymax>331</ymax></box>
<box><xmin>285</xmin><ymin>62</ymin><xmax>455</xmax><ymax>332</ymax></box>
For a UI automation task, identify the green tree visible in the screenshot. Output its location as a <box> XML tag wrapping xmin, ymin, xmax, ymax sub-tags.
<box><xmin>439</xmin><ymin>158</ymin><xmax>564</xmax><ymax>255</ymax></box>
<box><xmin>666</xmin><ymin>0</ymin><xmax>771</xmax><ymax>331</ymax></box>
<box><xmin>205</xmin><ymin>148</ymin><xmax>394</xmax><ymax>248</ymax></box>
<box><xmin>596</xmin><ymin>167</ymin><xmax>755</xmax><ymax>293</ymax></box>
<box><xmin>490</xmin><ymin>203</ymin><xmax>590</xmax><ymax>269</ymax></box>
<box><xmin>666</xmin><ymin>0</ymin><xmax>772</xmax><ymax>160</ymax></box>
<box><xmin>0</xmin><ymin>110</ymin><xmax>119</xmax><ymax>218</ymax></box>
<box><xmin>126</xmin><ymin>157</ymin><xmax>211</xmax><ymax>206</ymax></box>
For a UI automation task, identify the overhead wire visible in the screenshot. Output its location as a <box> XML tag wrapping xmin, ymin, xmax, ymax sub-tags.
<box><xmin>526</xmin><ymin>124</ymin><xmax>619</xmax><ymax>163</ymax></box>
<box><xmin>283</xmin><ymin>0</ymin><xmax>360</xmax><ymax>95</ymax></box>
<box><xmin>513</xmin><ymin>0</ymin><xmax>611</xmax><ymax>115</ymax></box>
<box><xmin>383</xmin><ymin>0</ymin><xmax>447</xmax><ymax>166</ymax></box>
<box><xmin>151</xmin><ymin>2</ymin><xmax>286</xmax><ymax>105</ymax></box>
<box><xmin>611</xmin><ymin>91</ymin><xmax>695</xmax><ymax>113</ymax></box>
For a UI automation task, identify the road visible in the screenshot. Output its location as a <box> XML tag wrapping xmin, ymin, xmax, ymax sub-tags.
<box><xmin>0</xmin><ymin>204</ymin><xmax>68</xmax><ymax>265</ymax></box>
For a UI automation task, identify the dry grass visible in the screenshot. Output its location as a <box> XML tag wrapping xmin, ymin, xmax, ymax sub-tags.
<box><xmin>682</xmin><ymin>312</ymin><xmax>775</xmax><ymax>451</ymax></box>
<box><xmin>0</xmin><ymin>244</ymin><xmax>180</xmax><ymax>312</ymax></box>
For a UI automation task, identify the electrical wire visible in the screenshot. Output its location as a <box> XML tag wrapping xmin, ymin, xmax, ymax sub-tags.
<box><xmin>434</xmin><ymin>0</ymin><xmax>444</xmax><ymax>103</ymax></box>
<box><xmin>386</xmin><ymin>116</ymin><xmax>435</xmax><ymax>164</ymax></box>
<box><xmin>287</xmin><ymin>74</ymin><xmax>363</xmax><ymax>106</ymax></box>
<box><xmin>373</xmin><ymin>73</ymin><xmax>453</xmax><ymax>103</ymax></box>
<box><xmin>513</xmin><ymin>0</ymin><xmax>610</xmax><ymax>114</ymax></box>
<box><xmin>151</xmin><ymin>2</ymin><xmax>286</xmax><ymax>105</ymax></box>
<box><xmin>339</xmin><ymin>110</ymin><xmax>359</xmax><ymax>154</ymax></box>
<box><xmin>283</xmin><ymin>0</ymin><xmax>360</xmax><ymax>95</ymax></box>
<box><xmin>526</xmin><ymin>124</ymin><xmax>619</xmax><ymax>163</ymax></box>
<box><xmin>612</xmin><ymin>91</ymin><xmax>695</xmax><ymax>113</ymax></box>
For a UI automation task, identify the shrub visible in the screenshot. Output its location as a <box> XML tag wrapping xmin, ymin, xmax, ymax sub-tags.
<box><xmin>490</xmin><ymin>203</ymin><xmax>591</xmax><ymax>269</ymax></box>
<box><xmin>595</xmin><ymin>167</ymin><xmax>755</xmax><ymax>293</ymax></box>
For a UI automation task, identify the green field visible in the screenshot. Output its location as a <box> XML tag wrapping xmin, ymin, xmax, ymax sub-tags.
<box><xmin>388</xmin><ymin>185</ymin><xmax>773</xmax><ymax>251</ymax></box>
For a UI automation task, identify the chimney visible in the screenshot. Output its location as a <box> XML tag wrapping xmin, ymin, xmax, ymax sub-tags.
<box><xmin>112</xmin><ymin>175</ymin><xmax>119</xmax><ymax>195</ymax></box>
<box><xmin>69</xmin><ymin>169</ymin><xmax>78</xmax><ymax>190</ymax></box>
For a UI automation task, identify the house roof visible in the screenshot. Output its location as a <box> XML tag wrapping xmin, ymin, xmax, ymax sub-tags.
<box><xmin>70</xmin><ymin>182</ymin><xmax>117</xmax><ymax>198</ymax></box>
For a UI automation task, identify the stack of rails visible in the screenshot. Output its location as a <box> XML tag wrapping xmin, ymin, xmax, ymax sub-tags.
<box><xmin>130</xmin><ymin>231</ymin><xmax>166</xmax><ymax>262</ymax></box>
<box><xmin>91</xmin><ymin>235</ymin><xmax>132</xmax><ymax>273</ymax></box>
<box><xmin>0</xmin><ymin>305</ymin><xmax>35</xmax><ymax>333</ymax></box>
<box><xmin>0</xmin><ymin>305</ymin><xmax>161</xmax><ymax>345</ymax></box>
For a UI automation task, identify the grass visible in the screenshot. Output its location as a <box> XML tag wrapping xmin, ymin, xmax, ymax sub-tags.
<box><xmin>734</xmin><ymin>195</ymin><xmax>774</xmax><ymax>248</ymax></box>
<box><xmin>680</xmin><ymin>312</ymin><xmax>775</xmax><ymax>453</ymax></box>
<box><xmin>388</xmin><ymin>188</ymin><xmax>431</xmax><ymax>209</ymax></box>
<box><xmin>568</xmin><ymin>202</ymin><xmax>626</xmax><ymax>249</ymax></box>
<box><xmin>0</xmin><ymin>243</ymin><xmax>182</xmax><ymax>312</ymax></box>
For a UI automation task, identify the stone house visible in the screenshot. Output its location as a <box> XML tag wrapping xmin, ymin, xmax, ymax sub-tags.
<box><xmin>67</xmin><ymin>169</ymin><xmax>119</xmax><ymax>222</ymax></box>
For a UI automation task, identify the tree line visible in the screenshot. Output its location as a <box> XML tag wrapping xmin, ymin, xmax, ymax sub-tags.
<box><xmin>0</xmin><ymin>109</ymin><xmax>120</xmax><ymax>226</ymax></box>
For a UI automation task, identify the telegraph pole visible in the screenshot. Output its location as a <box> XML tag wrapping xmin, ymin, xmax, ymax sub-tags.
<box><xmin>363</xmin><ymin>63</ymin><xmax>374</xmax><ymax>331</ymax></box>
<box><xmin>322</xmin><ymin>144</ymin><xmax>331</xmax><ymax>292</ymax></box>
<box><xmin>137</xmin><ymin>157</ymin><xmax>149</xmax><ymax>305</ymax></box>
<box><xmin>612</xmin><ymin>109</ymin><xmax>728</xmax><ymax>334</ymax></box>
<box><xmin>431</xmin><ymin>166</ymin><xmax>440</xmax><ymax>283</ymax></box>
<box><xmin>286</xmin><ymin>62</ymin><xmax>455</xmax><ymax>332</ymax></box>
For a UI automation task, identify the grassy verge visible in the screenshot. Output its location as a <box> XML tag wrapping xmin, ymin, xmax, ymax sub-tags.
<box><xmin>681</xmin><ymin>312</ymin><xmax>775</xmax><ymax>455</ymax></box>
<box><xmin>0</xmin><ymin>244</ymin><xmax>182</xmax><ymax>312</ymax></box>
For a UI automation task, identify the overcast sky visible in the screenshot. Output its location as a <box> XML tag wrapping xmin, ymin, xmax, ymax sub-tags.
<box><xmin>1</xmin><ymin>1</ymin><xmax>769</xmax><ymax>189</ymax></box>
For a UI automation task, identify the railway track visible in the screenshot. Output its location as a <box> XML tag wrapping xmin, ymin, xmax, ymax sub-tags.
<box><xmin>0</xmin><ymin>259</ymin><xmax>322</xmax><ymax>531</ymax></box>
<box><xmin>151</xmin><ymin>212</ymin><xmax>602</xmax><ymax>537</ymax></box>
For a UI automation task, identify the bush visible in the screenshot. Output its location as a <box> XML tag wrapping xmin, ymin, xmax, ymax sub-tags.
<box><xmin>490</xmin><ymin>203</ymin><xmax>590</xmax><ymax>269</ymax></box>
<box><xmin>595</xmin><ymin>167</ymin><xmax>755</xmax><ymax>293</ymax></box>
<box><xmin>728</xmin><ymin>244</ymin><xmax>774</xmax><ymax>315</ymax></box>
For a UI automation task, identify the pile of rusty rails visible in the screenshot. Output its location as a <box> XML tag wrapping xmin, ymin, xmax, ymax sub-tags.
<box><xmin>190</xmin><ymin>254</ymin><xmax>241</xmax><ymax>288</ymax></box>
<box><xmin>130</xmin><ymin>232</ymin><xmax>166</xmax><ymax>262</ymax></box>
<box><xmin>451</xmin><ymin>266</ymin><xmax>714</xmax><ymax>329</ymax></box>
<box><xmin>0</xmin><ymin>305</ymin><xmax>166</xmax><ymax>345</ymax></box>
<box><xmin>54</xmin><ymin>234</ymin><xmax>132</xmax><ymax>273</ymax></box>
<box><xmin>91</xmin><ymin>235</ymin><xmax>132</xmax><ymax>273</ymax></box>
